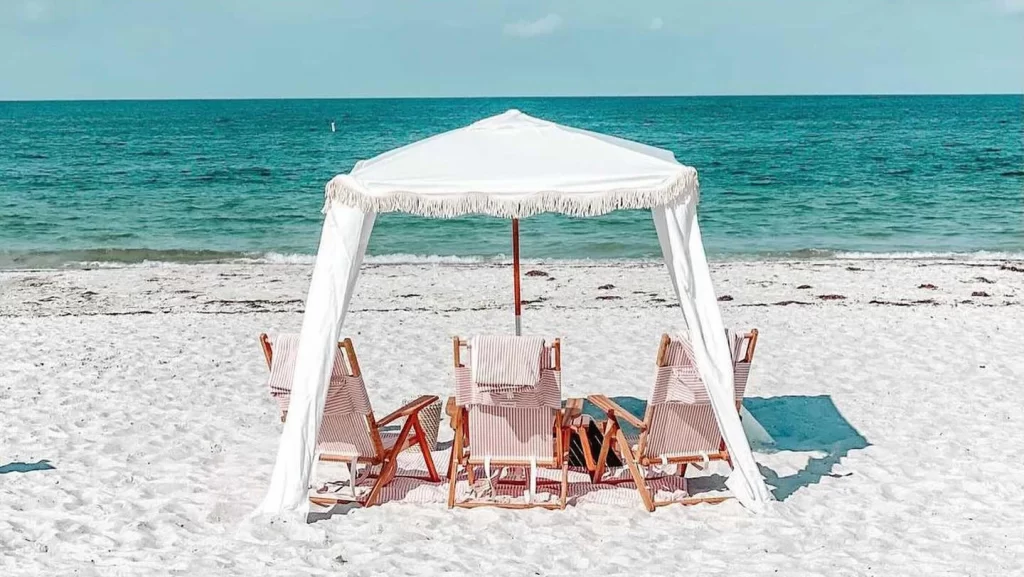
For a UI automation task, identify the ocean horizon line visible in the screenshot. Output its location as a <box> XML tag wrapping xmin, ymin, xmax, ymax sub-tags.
<box><xmin>1</xmin><ymin>93</ymin><xmax>1020</xmax><ymax>104</ymax></box>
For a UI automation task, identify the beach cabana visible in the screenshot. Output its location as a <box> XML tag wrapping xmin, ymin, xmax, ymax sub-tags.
<box><xmin>258</xmin><ymin>110</ymin><xmax>773</xmax><ymax>515</ymax></box>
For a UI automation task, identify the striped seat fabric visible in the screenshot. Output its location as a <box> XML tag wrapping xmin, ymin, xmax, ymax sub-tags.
<box><xmin>653</xmin><ymin>332</ymin><xmax>750</xmax><ymax>405</ymax></box>
<box><xmin>264</xmin><ymin>334</ymin><xmax>372</xmax><ymax>419</ymax></box>
<box><xmin>448</xmin><ymin>336</ymin><xmax>568</xmax><ymax>509</ymax></box>
<box><xmin>466</xmin><ymin>405</ymin><xmax>557</xmax><ymax>462</ymax></box>
<box><xmin>728</xmin><ymin>330</ymin><xmax>754</xmax><ymax>401</ymax></box>
<box><xmin>456</xmin><ymin>340</ymin><xmax>561</xmax><ymax>463</ymax></box>
<box><xmin>644</xmin><ymin>337</ymin><xmax>721</xmax><ymax>460</ymax></box>
<box><xmin>643</xmin><ymin>331</ymin><xmax>756</xmax><ymax>459</ymax></box>
<box><xmin>454</xmin><ymin>356</ymin><xmax>560</xmax><ymax>409</ymax></box>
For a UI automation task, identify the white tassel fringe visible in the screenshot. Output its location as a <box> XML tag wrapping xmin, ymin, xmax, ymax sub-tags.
<box><xmin>323</xmin><ymin>169</ymin><xmax>699</xmax><ymax>218</ymax></box>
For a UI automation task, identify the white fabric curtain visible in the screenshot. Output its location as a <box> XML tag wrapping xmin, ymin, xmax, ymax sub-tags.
<box><xmin>258</xmin><ymin>205</ymin><xmax>376</xmax><ymax>515</ymax></box>
<box><xmin>652</xmin><ymin>200</ymin><xmax>773</xmax><ymax>511</ymax></box>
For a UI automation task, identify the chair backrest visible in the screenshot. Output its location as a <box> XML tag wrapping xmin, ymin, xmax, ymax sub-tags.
<box><xmin>260</xmin><ymin>333</ymin><xmax>381</xmax><ymax>459</ymax></box>
<box><xmin>731</xmin><ymin>329</ymin><xmax>758</xmax><ymax>400</ymax></box>
<box><xmin>640</xmin><ymin>330</ymin><xmax>758</xmax><ymax>460</ymax></box>
<box><xmin>453</xmin><ymin>336</ymin><xmax>562</xmax><ymax>462</ymax></box>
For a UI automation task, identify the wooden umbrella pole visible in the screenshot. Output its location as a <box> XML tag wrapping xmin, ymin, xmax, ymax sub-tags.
<box><xmin>512</xmin><ymin>218</ymin><xmax>522</xmax><ymax>336</ymax></box>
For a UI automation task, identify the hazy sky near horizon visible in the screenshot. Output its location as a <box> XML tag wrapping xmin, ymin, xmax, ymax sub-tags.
<box><xmin>1</xmin><ymin>0</ymin><xmax>1021</xmax><ymax>100</ymax></box>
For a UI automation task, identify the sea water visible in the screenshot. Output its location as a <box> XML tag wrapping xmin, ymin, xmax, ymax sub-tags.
<box><xmin>0</xmin><ymin>96</ymin><xmax>1021</xmax><ymax>268</ymax></box>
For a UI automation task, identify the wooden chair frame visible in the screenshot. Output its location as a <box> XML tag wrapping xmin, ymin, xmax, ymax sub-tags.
<box><xmin>586</xmin><ymin>329</ymin><xmax>758</xmax><ymax>511</ymax></box>
<box><xmin>259</xmin><ymin>333</ymin><xmax>441</xmax><ymax>507</ymax></box>
<box><xmin>446</xmin><ymin>337</ymin><xmax>571</xmax><ymax>510</ymax></box>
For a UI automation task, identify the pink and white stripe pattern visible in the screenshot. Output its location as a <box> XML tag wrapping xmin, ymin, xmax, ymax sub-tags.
<box><xmin>469</xmin><ymin>335</ymin><xmax>545</xmax><ymax>393</ymax></box>
<box><xmin>266</xmin><ymin>334</ymin><xmax>301</xmax><ymax>414</ymax></box>
<box><xmin>265</xmin><ymin>333</ymin><xmax>380</xmax><ymax>459</ymax></box>
<box><xmin>265</xmin><ymin>333</ymin><xmax>372</xmax><ymax>417</ymax></box>
<box><xmin>318</xmin><ymin>451</ymin><xmax>723</xmax><ymax>507</ymax></box>
<box><xmin>730</xmin><ymin>331</ymin><xmax>753</xmax><ymax>400</ymax></box>
<box><xmin>316</xmin><ymin>413</ymin><xmax>379</xmax><ymax>458</ymax></box>
<box><xmin>641</xmin><ymin>332</ymin><xmax>754</xmax><ymax>460</ymax></box>
<box><xmin>467</xmin><ymin>405</ymin><xmax>557</xmax><ymax>462</ymax></box>
<box><xmin>648</xmin><ymin>338</ymin><xmax>707</xmax><ymax>406</ymax></box>
<box><xmin>648</xmin><ymin>332</ymin><xmax>752</xmax><ymax>406</ymax></box>
<box><xmin>454</xmin><ymin>348</ymin><xmax>560</xmax><ymax>409</ymax></box>
<box><xmin>456</xmin><ymin>339</ymin><xmax>561</xmax><ymax>464</ymax></box>
<box><xmin>644</xmin><ymin>403</ymin><xmax>721</xmax><ymax>459</ymax></box>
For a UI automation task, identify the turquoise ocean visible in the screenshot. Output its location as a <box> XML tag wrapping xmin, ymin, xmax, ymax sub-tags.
<box><xmin>0</xmin><ymin>96</ymin><xmax>1021</xmax><ymax>269</ymax></box>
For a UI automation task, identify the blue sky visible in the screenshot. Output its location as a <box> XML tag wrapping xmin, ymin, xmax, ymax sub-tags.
<box><xmin>1</xmin><ymin>0</ymin><xmax>1021</xmax><ymax>99</ymax></box>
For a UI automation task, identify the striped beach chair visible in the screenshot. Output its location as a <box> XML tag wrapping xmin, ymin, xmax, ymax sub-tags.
<box><xmin>587</xmin><ymin>329</ymin><xmax>758</xmax><ymax>511</ymax></box>
<box><xmin>259</xmin><ymin>333</ymin><xmax>347</xmax><ymax>422</ymax></box>
<box><xmin>447</xmin><ymin>335</ymin><xmax>571</xmax><ymax>509</ymax></box>
<box><xmin>258</xmin><ymin>333</ymin><xmax>441</xmax><ymax>507</ymax></box>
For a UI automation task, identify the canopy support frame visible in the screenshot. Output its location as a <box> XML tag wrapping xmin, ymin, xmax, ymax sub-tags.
<box><xmin>512</xmin><ymin>218</ymin><xmax>522</xmax><ymax>336</ymax></box>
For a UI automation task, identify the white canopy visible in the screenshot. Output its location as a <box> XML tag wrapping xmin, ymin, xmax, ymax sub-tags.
<box><xmin>325</xmin><ymin>109</ymin><xmax>698</xmax><ymax>218</ymax></box>
<box><xmin>259</xmin><ymin>110</ymin><xmax>773</xmax><ymax>517</ymax></box>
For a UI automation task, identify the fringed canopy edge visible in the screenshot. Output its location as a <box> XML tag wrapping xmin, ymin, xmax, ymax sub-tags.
<box><xmin>323</xmin><ymin>168</ymin><xmax>699</xmax><ymax>219</ymax></box>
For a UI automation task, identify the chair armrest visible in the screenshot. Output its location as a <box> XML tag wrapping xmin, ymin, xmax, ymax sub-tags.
<box><xmin>562</xmin><ymin>397</ymin><xmax>584</xmax><ymax>427</ymax></box>
<box><xmin>376</xmin><ymin>394</ymin><xmax>440</xmax><ymax>427</ymax></box>
<box><xmin>444</xmin><ymin>396</ymin><xmax>460</xmax><ymax>430</ymax></box>
<box><xmin>587</xmin><ymin>394</ymin><xmax>646</xmax><ymax>430</ymax></box>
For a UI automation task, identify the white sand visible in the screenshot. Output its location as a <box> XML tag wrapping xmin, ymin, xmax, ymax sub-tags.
<box><xmin>2</xmin><ymin>257</ymin><xmax>1023</xmax><ymax>575</ymax></box>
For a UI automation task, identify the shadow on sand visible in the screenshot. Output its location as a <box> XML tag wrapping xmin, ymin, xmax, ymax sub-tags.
<box><xmin>307</xmin><ymin>502</ymin><xmax>362</xmax><ymax>522</ymax></box>
<box><xmin>744</xmin><ymin>395</ymin><xmax>869</xmax><ymax>501</ymax></box>
<box><xmin>306</xmin><ymin>394</ymin><xmax>867</xmax><ymax>517</ymax></box>
<box><xmin>581</xmin><ymin>395</ymin><xmax>869</xmax><ymax>502</ymax></box>
<box><xmin>0</xmin><ymin>460</ymin><xmax>55</xmax><ymax>474</ymax></box>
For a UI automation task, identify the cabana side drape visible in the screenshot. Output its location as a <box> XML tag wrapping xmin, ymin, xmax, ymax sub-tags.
<box><xmin>652</xmin><ymin>200</ymin><xmax>772</xmax><ymax>509</ymax></box>
<box><xmin>258</xmin><ymin>206</ymin><xmax>375</xmax><ymax>515</ymax></box>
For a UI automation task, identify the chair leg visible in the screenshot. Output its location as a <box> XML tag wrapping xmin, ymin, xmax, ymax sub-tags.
<box><xmin>447</xmin><ymin>463</ymin><xmax>459</xmax><ymax>509</ymax></box>
<box><xmin>616</xmin><ymin>429</ymin><xmax>654</xmax><ymax>512</ymax></box>
<box><xmin>559</xmin><ymin>461</ymin><xmax>569</xmax><ymax>510</ymax></box>
<box><xmin>363</xmin><ymin>474</ymin><xmax>387</xmax><ymax>508</ymax></box>
<box><xmin>577</xmin><ymin>425</ymin><xmax>596</xmax><ymax>473</ymax></box>
<box><xmin>447</xmin><ymin>410</ymin><xmax>464</xmax><ymax>509</ymax></box>
<box><xmin>720</xmin><ymin>440</ymin><xmax>733</xmax><ymax>468</ymax></box>
<box><xmin>454</xmin><ymin>406</ymin><xmax>474</xmax><ymax>486</ymax></box>
<box><xmin>365</xmin><ymin>417</ymin><xmax>416</xmax><ymax>507</ymax></box>
<box><xmin>559</xmin><ymin>423</ymin><xmax>570</xmax><ymax>462</ymax></box>
<box><xmin>593</xmin><ymin>420</ymin><xmax>618</xmax><ymax>483</ymax></box>
<box><xmin>410</xmin><ymin>414</ymin><xmax>440</xmax><ymax>482</ymax></box>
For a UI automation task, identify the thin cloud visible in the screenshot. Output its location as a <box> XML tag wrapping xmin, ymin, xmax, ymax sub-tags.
<box><xmin>503</xmin><ymin>13</ymin><xmax>563</xmax><ymax>38</ymax></box>
<box><xmin>649</xmin><ymin>16</ymin><xmax>664</xmax><ymax>31</ymax></box>
<box><xmin>20</xmin><ymin>0</ymin><xmax>51</xmax><ymax>22</ymax></box>
<box><xmin>1000</xmin><ymin>0</ymin><xmax>1024</xmax><ymax>13</ymax></box>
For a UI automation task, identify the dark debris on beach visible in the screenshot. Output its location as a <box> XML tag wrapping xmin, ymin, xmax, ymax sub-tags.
<box><xmin>818</xmin><ymin>294</ymin><xmax>847</xmax><ymax>301</ymax></box>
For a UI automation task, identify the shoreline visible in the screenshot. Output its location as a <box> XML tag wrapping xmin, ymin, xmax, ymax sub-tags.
<box><xmin>2</xmin><ymin>256</ymin><xmax>1021</xmax><ymax>318</ymax></box>
<box><xmin>3</xmin><ymin>249</ymin><xmax>1024</xmax><ymax>272</ymax></box>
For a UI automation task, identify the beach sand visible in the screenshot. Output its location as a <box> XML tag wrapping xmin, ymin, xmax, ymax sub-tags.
<box><xmin>2</xmin><ymin>257</ymin><xmax>1023</xmax><ymax>575</ymax></box>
